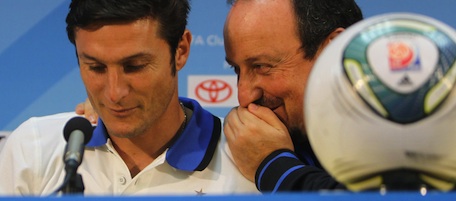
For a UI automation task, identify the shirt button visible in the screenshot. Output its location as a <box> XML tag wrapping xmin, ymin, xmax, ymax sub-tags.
<box><xmin>119</xmin><ymin>176</ymin><xmax>126</xmax><ymax>185</ymax></box>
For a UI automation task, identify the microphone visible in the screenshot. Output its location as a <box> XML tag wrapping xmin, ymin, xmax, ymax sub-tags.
<box><xmin>53</xmin><ymin>116</ymin><xmax>93</xmax><ymax>195</ymax></box>
<box><xmin>63</xmin><ymin>116</ymin><xmax>93</xmax><ymax>170</ymax></box>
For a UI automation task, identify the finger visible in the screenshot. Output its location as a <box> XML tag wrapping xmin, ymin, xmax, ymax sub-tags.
<box><xmin>223</xmin><ymin>107</ymin><xmax>237</xmax><ymax>127</ymax></box>
<box><xmin>75</xmin><ymin>102</ymin><xmax>86</xmax><ymax>115</ymax></box>
<box><xmin>247</xmin><ymin>103</ymin><xmax>287</xmax><ymax>130</ymax></box>
<box><xmin>223</xmin><ymin>108</ymin><xmax>235</xmax><ymax>139</ymax></box>
<box><xmin>83</xmin><ymin>98</ymin><xmax>98</xmax><ymax>124</ymax></box>
<box><xmin>223</xmin><ymin>107</ymin><xmax>241</xmax><ymax>140</ymax></box>
<box><xmin>235</xmin><ymin>106</ymin><xmax>259</xmax><ymax>125</ymax></box>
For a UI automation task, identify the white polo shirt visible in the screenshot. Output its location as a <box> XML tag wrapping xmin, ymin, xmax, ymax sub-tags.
<box><xmin>0</xmin><ymin>97</ymin><xmax>258</xmax><ymax>196</ymax></box>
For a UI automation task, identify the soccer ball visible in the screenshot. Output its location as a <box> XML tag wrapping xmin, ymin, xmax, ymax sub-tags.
<box><xmin>305</xmin><ymin>13</ymin><xmax>456</xmax><ymax>192</ymax></box>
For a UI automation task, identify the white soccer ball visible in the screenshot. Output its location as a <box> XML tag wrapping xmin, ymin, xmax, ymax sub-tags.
<box><xmin>305</xmin><ymin>13</ymin><xmax>456</xmax><ymax>192</ymax></box>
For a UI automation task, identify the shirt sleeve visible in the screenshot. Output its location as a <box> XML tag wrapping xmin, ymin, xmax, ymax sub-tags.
<box><xmin>0</xmin><ymin>118</ymin><xmax>39</xmax><ymax>195</ymax></box>
<box><xmin>255</xmin><ymin>149</ymin><xmax>345</xmax><ymax>192</ymax></box>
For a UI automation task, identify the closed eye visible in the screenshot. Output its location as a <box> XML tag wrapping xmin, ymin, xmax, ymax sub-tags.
<box><xmin>89</xmin><ymin>65</ymin><xmax>106</xmax><ymax>73</ymax></box>
<box><xmin>124</xmin><ymin>64</ymin><xmax>147</xmax><ymax>73</ymax></box>
<box><xmin>253</xmin><ymin>64</ymin><xmax>272</xmax><ymax>75</ymax></box>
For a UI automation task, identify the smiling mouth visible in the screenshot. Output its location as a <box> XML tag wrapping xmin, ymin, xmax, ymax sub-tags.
<box><xmin>109</xmin><ymin>107</ymin><xmax>136</xmax><ymax>116</ymax></box>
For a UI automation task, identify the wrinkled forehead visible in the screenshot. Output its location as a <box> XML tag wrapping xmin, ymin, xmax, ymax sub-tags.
<box><xmin>224</xmin><ymin>0</ymin><xmax>296</xmax><ymax>37</ymax></box>
<box><xmin>224</xmin><ymin>1</ymin><xmax>301</xmax><ymax>55</ymax></box>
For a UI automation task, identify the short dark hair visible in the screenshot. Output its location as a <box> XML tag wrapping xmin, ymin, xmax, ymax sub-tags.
<box><xmin>66</xmin><ymin>0</ymin><xmax>191</xmax><ymax>75</ymax></box>
<box><xmin>292</xmin><ymin>0</ymin><xmax>363</xmax><ymax>59</ymax></box>
<box><xmin>227</xmin><ymin>0</ymin><xmax>363</xmax><ymax>60</ymax></box>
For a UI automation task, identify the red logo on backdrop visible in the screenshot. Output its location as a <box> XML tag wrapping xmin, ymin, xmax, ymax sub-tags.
<box><xmin>195</xmin><ymin>79</ymin><xmax>233</xmax><ymax>103</ymax></box>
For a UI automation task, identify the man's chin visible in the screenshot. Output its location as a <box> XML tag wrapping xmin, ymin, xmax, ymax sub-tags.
<box><xmin>108</xmin><ymin>130</ymin><xmax>142</xmax><ymax>139</ymax></box>
<box><xmin>105</xmin><ymin>123</ymin><xmax>141</xmax><ymax>139</ymax></box>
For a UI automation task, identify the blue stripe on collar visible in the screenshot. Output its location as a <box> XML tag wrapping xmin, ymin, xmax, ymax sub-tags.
<box><xmin>166</xmin><ymin>97</ymin><xmax>221</xmax><ymax>171</ymax></box>
<box><xmin>86</xmin><ymin>118</ymin><xmax>108</xmax><ymax>147</ymax></box>
<box><xmin>85</xmin><ymin>97</ymin><xmax>222</xmax><ymax>171</ymax></box>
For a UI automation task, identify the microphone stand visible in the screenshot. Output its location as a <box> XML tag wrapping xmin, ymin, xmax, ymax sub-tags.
<box><xmin>61</xmin><ymin>158</ymin><xmax>85</xmax><ymax>195</ymax></box>
<box><xmin>50</xmin><ymin>153</ymin><xmax>86</xmax><ymax>195</ymax></box>
<box><xmin>62</xmin><ymin>172</ymin><xmax>85</xmax><ymax>194</ymax></box>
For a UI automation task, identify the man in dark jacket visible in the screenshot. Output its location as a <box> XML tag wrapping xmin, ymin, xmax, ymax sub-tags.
<box><xmin>223</xmin><ymin>0</ymin><xmax>363</xmax><ymax>192</ymax></box>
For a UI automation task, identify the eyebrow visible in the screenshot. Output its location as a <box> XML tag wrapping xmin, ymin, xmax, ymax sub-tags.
<box><xmin>79</xmin><ymin>52</ymin><xmax>154</xmax><ymax>64</ymax></box>
<box><xmin>120</xmin><ymin>53</ymin><xmax>154</xmax><ymax>63</ymax></box>
<box><xmin>248</xmin><ymin>54</ymin><xmax>283</xmax><ymax>63</ymax></box>
<box><xmin>226</xmin><ymin>54</ymin><xmax>282</xmax><ymax>66</ymax></box>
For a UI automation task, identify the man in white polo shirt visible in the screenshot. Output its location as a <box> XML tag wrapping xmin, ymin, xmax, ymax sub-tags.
<box><xmin>0</xmin><ymin>0</ymin><xmax>257</xmax><ymax>196</ymax></box>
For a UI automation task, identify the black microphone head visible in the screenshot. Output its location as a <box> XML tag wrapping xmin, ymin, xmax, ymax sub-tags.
<box><xmin>63</xmin><ymin>116</ymin><xmax>93</xmax><ymax>145</ymax></box>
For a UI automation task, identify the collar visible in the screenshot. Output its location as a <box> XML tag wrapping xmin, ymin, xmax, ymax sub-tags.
<box><xmin>86</xmin><ymin>97</ymin><xmax>221</xmax><ymax>171</ymax></box>
<box><xmin>293</xmin><ymin>136</ymin><xmax>322</xmax><ymax>168</ymax></box>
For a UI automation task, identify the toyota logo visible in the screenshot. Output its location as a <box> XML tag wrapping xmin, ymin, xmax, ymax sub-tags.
<box><xmin>195</xmin><ymin>79</ymin><xmax>233</xmax><ymax>103</ymax></box>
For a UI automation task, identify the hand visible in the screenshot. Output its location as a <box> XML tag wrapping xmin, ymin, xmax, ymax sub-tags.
<box><xmin>224</xmin><ymin>103</ymin><xmax>294</xmax><ymax>182</ymax></box>
<box><xmin>75</xmin><ymin>98</ymin><xmax>98</xmax><ymax>124</ymax></box>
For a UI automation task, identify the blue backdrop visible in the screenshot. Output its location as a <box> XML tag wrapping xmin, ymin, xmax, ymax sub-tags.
<box><xmin>1</xmin><ymin>0</ymin><xmax>455</xmax><ymax>131</ymax></box>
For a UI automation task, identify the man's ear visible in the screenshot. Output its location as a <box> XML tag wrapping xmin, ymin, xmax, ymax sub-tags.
<box><xmin>314</xmin><ymin>27</ymin><xmax>345</xmax><ymax>60</ymax></box>
<box><xmin>324</xmin><ymin>27</ymin><xmax>345</xmax><ymax>47</ymax></box>
<box><xmin>175</xmin><ymin>29</ymin><xmax>192</xmax><ymax>71</ymax></box>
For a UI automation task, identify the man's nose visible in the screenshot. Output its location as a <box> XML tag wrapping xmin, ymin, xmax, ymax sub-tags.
<box><xmin>237</xmin><ymin>74</ymin><xmax>262</xmax><ymax>108</ymax></box>
<box><xmin>105</xmin><ymin>69</ymin><xmax>129</xmax><ymax>104</ymax></box>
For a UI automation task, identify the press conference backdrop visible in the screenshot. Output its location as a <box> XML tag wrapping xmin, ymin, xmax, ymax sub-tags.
<box><xmin>0</xmin><ymin>0</ymin><xmax>455</xmax><ymax>132</ymax></box>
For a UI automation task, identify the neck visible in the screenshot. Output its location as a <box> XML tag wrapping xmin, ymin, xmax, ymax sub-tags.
<box><xmin>110</xmin><ymin>100</ymin><xmax>188</xmax><ymax>177</ymax></box>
